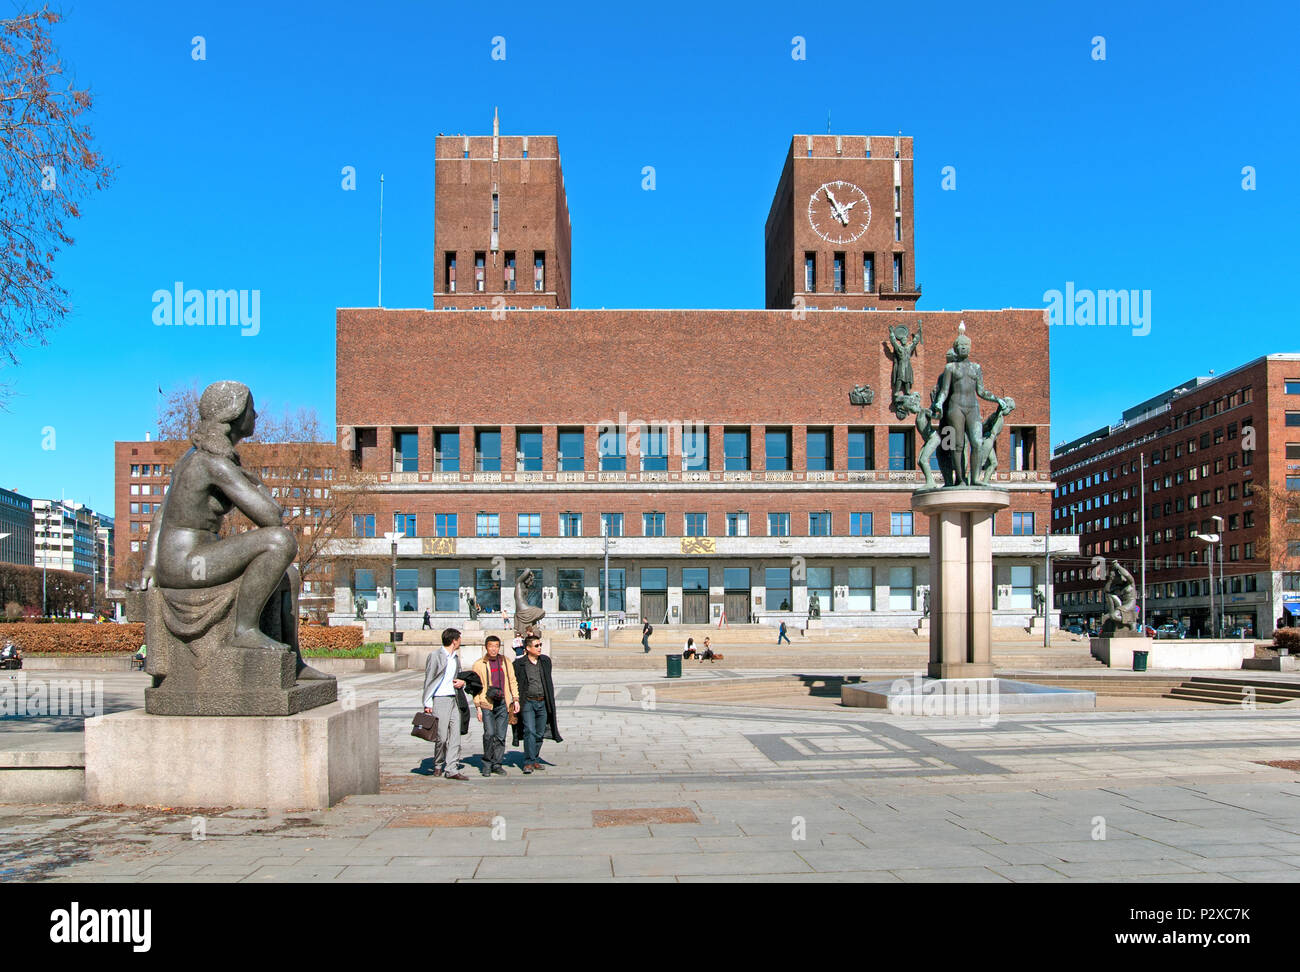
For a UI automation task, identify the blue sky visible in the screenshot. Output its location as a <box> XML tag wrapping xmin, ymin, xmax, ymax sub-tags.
<box><xmin>2</xmin><ymin>0</ymin><xmax>1297</xmax><ymax>515</ymax></box>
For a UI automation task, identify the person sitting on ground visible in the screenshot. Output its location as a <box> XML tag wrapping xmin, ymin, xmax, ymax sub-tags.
<box><xmin>682</xmin><ymin>637</ymin><xmax>696</xmax><ymax>659</ymax></box>
<box><xmin>699</xmin><ymin>636</ymin><xmax>715</xmax><ymax>662</ymax></box>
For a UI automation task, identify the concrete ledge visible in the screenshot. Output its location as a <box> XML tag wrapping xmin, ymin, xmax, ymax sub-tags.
<box><xmin>304</xmin><ymin>653</ymin><xmax>408</xmax><ymax>675</ymax></box>
<box><xmin>84</xmin><ymin>700</ymin><xmax>379</xmax><ymax>810</ymax></box>
<box><xmin>23</xmin><ymin>655</ymin><xmax>137</xmax><ymax>671</ymax></box>
<box><xmin>1093</xmin><ymin>637</ymin><xmax>1251</xmax><ymax>670</ymax></box>
<box><xmin>1244</xmin><ymin>656</ymin><xmax>1300</xmax><ymax>672</ymax></box>
<box><xmin>841</xmin><ymin>676</ymin><xmax>1095</xmax><ymax>714</ymax></box>
<box><xmin>0</xmin><ymin>750</ymin><xmax>86</xmax><ymax>803</ymax></box>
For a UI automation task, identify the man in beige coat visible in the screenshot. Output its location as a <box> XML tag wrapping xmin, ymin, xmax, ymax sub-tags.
<box><xmin>471</xmin><ymin>635</ymin><xmax>521</xmax><ymax>776</ymax></box>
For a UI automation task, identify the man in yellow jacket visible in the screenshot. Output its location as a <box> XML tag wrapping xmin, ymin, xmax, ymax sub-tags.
<box><xmin>471</xmin><ymin>635</ymin><xmax>521</xmax><ymax>777</ymax></box>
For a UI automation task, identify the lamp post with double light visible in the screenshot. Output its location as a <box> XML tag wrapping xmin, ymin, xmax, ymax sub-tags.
<box><xmin>1196</xmin><ymin>531</ymin><xmax>1220</xmax><ymax>638</ymax></box>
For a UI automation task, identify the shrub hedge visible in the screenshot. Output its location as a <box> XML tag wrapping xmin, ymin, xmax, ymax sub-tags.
<box><xmin>1274</xmin><ymin>628</ymin><xmax>1300</xmax><ymax>653</ymax></box>
<box><xmin>13</xmin><ymin>621</ymin><xmax>361</xmax><ymax>655</ymax></box>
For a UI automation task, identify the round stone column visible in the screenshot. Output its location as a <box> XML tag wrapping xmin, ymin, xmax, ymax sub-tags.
<box><xmin>911</xmin><ymin>488</ymin><xmax>1011</xmax><ymax>679</ymax></box>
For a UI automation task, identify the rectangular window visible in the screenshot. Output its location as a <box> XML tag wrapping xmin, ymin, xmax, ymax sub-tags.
<box><xmin>765</xmin><ymin>429</ymin><xmax>791</xmax><ymax>471</ymax></box>
<box><xmin>434</xmin><ymin>568</ymin><xmax>459</xmax><ymax>613</ymax></box>
<box><xmin>601</xmin><ymin>513</ymin><xmax>623</xmax><ymax>537</ymax></box>
<box><xmin>353</xmin><ymin>568</ymin><xmax>377</xmax><ymax>602</ymax></box>
<box><xmin>474</xmin><ymin>252</ymin><xmax>486</xmax><ymax>291</ymax></box>
<box><xmin>435</xmin><ymin>513</ymin><xmax>457</xmax><ymax>537</ymax></box>
<box><xmin>809</xmin><ymin>512</ymin><xmax>832</xmax><ymax>536</ymax></box>
<box><xmin>599</xmin><ymin>568</ymin><xmax>626</xmax><ymax>612</ymax></box>
<box><xmin>1009</xmin><ymin>428</ymin><xmax>1035</xmax><ymax>471</ymax></box>
<box><xmin>833</xmin><ymin>252</ymin><xmax>845</xmax><ymax>293</ymax></box>
<box><xmin>641</xmin><ymin>427</ymin><xmax>668</xmax><ymax>471</ymax></box>
<box><xmin>558</xmin><ymin>429</ymin><xmax>585</xmax><ymax>471</ymax></box>
<box><xmin>850</xmin><ymin>512</ymin><xmax>873</xmax><ymax>536</ymax></box>
<box><xmin>863</xmin><ymin>253</ymin><xmax>875</xmax><ymax>291</ymax></box>
<box><xmin>848</xmin><ymin>430</ymin><xmax>873</xmax><ymax>470</ymax></box>
<box><xmin>894</xmin><ymin>216</ymin><xmax>902</xmax><ymax>242</ymax></box>
<box><xmin>1009</xmin><ymin>565</ymin><xmax>1034</xmax><ymax>610</ymax></box>
<box><xmin>475</xmin><ymin>568</ymin><xmax>501</xmax><ymax>613</ymax></box>
<box><xmin>475</xmin><ymin>429</ymin><xmax>502</xmax><ymax>471</ymax></box>
<box><xmin>888</xmin><ymin>429</ymin><xmax>914</xmax><ymax>471</ymax></box>
<box><xmin>476</xmin><ymin>512</ymin><xmax>500</xmax><ymax>537</ymax></box>
<box><xmin>559</xmin><ymin>512</ymin><xmax>582</xmax><ymax>537</ymax></box>
<box><xmin>394</xmin><ymin>430</ymin><xmax>419</xmax><ymax>472</ymax></box>
<box><xmin>557</xmin><ymin>568</ymin><xmax>584</xmax><ymax>611</ymax></box>
<box><xmin>804</xmin><ymin>253</ymin><xmax>816</xmax><ymax>292</ymax></box>
<box><xmin>434</xmin><ymin>429</ymin><xmax>460</xmax><ymax>472</ymax></box>
<box><xmin>394</xmin><ymin>569</ymin><xmax>419</xmax><ymax>612</ymax></box>
<box><xmin>892</xmin><ymin>253</ymin><xmax>903</xmax><ymax>290</ymax></box>
<box><xmin>444</xmin><ymin>252</ymin><xmax>456</xmax><ymax>293</ymax></box>
<box><xmin>517</xmin><ymin>513</ymin><xmax>540</xmax><ymax>537</ymax></box>
<box><xmin>768</xmin><ymin>512</ymin><xmax>791</xmax><ymax>537</ymax></box>
<box><xmin>683</xmin><ymin>567</ymin><xmax>708</xmax><ymax>591</ymax></box>
<box><xmin>889</xmin><ymin>567</ymin><xmax>914</xmax><ymax>610</ymax></box>
<box><xmin>516</xmin><ymin>430</ymin><xmax>543</xmax><ymax>471</ymax></box>
<box><xmin>847</xmin><ymin>566</ymin><xmax>873</xmax><ymax>610</ymax></box>
<box><xmin>503</xmin><ymin>251</ymin><xmax>516</xmax><ymax>291</ymax></box>
<box><xmin>1011</xmin><ymin>512</ymin><xmax>1035</xmax><ymax>535</ymax></box>
<box><xmin>682</xmin><ymin>427</ymin><xmax>709</xmax><ymax>471</ymax></box>
<box><xmin>1286</xmin><ymin>381</ymin><xmax>1300</xmax><ymax>396</ymax></box>
<box><xmin>643</xmin><ymin>512</ymin><xmax>665</xmax><ymax>537</ymax></box>
<box><xmin>891</xmin><ymin>512</ymin><xmax>913</xmax><ymax>536</ymax></box>
<box><xmin>726</xmin><ymin>512</ymin><xmax>748</xmax><ymax>537</ymax></box>
<box><xmin>393</xmin><ymin>512</ymin><xmax>416</xmax><ymax>536</ymax></box>
<box><xmin>353</xmin><ymin>513</ymin><xmax>375</xmax><ymax>538</ymax></box>
<box><xmin>685</xmin><ymin>512</ymin><xmax>708</xmax><ymax>536</ymax></box>
<box><xmin>806</xmin><ymin>429</ymin><xmax>831</xmax><ymax>471</ymax></box>
<box><xmin>1288</xmin><ymin>412</ymin><xmax>1300</xmax><ymax>427</ymax></box>
<box><xmin>533</xmin><ymin>252</ymin><xmax>545</xmax><ymax>291</ymax></box>
<box><xmin>766</xmin><ymin>567</ymin><xmax>792</xmax><ymax>612</ymax></box>
<box><xmin>598</xmin><ymin>428</ymin><xmax>626</xmax><ymax>471</ymax></box>
<box><xmin>724</xmin><ymin>430</ymin><xmax>750</xmax><ymax>471</ymax></box>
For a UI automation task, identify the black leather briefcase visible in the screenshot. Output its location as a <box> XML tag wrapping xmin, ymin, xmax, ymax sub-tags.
<box><xmin>411</xmin><ymin>711</ymin><xmax>438</xmax><ymax>741</ymax></box>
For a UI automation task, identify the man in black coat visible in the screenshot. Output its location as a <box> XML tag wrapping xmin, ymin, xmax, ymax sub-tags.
<box><xmin>511</xmin><ymin>635</ymin><xmax>561</xmax><ymax>773</ymax></box>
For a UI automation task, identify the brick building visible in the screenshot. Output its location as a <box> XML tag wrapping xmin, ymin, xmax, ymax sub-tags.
<box><xmin>1050</xmin><ymin>354</ymin><xmax>1300</xmax><ymax>639</ymax></box>
<box><xmin>329</xmin><ymin>122</ymin><xmax>1068</xmax><ymax>631</ymax></box>
<box><xmin>113</xmin><ymin>440</ymin><xmax>343</xmax><ymax>618</ymax></box>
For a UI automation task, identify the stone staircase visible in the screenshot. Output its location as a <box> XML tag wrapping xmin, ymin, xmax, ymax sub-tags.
<box><xmin>1165</xmin><ymin>677</ymin><xmax>1300</xmax><ymax>706</ymax></box>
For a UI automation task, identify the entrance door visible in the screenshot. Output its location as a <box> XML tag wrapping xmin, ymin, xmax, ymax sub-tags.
<box><xmin>682</xmin><ymin>592</ymin><xmax>709</xmax><ymax>624</ymax></box>
<box><xmin>641</xmin><ymin>593</ymin><xmax>667</xmax><ymax>625</ymax></box>
<box><xmin>723</xmin><ymin>592</ymin><xmax>751</xmax><ymax>624</ymax></box>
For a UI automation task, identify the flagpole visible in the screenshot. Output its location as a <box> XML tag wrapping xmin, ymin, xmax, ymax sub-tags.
<box><xmin>377</xmin><ymin>174</ymin><xmax>385</xmax><ymax>308</ymax></box>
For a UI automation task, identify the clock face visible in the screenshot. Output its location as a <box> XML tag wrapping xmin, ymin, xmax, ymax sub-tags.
<box><xmin>807</xmin><ymin>181</ymin><xmax>870</xmax><ymax>244</ymax></box>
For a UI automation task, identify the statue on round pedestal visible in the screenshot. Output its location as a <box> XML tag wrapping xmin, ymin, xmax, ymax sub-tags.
<box><xmin>513</xmin><ymin>568</ymin><xmax>546</xmax><ymax>636</ymax></box>
<box><xmin>141</xmin><ymin>380</ymin><xmax>335</xmax><ymax>715</ymax></box>
<box><xmin>1101</xmin><ymin>560</ymin><xmax>1139</xmax><ymax>635</ymax></box>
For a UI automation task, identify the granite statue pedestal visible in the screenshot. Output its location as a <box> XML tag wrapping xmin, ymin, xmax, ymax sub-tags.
<box><xmin>85</xmin><ymin>701</ymin><xmax>379</xmax><ymax>810</ymax></box>
<box><xmin>912</xmin><ymin>487</ymin><xmax>1010</xmax><ymax>679</ymax></box>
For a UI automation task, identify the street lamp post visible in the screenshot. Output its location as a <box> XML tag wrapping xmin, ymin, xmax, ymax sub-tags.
<box><xmin>1196</xmin><ymin>533</ymin><xmax>1220</xmax><ymax>639</ymax></box>
<box><xmin>603</xmin><ymin>530</ymin><xmax>610</xmax><ymax>650</ymax></box>
<box><xmin>1210</xmin><ymin>515</ymin><xmax>1225</xmax><ymax>638</ymax></box>
<box><xmin>383</xmin><ymin>530</ymin><xmax>404</xmax><ymax>647</ymax></box>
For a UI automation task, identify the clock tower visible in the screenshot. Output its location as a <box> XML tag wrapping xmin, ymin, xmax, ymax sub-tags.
<box><xmin>764</xmin><ymin>134</ymin><xmax>917</xmax><ymax>311</ymax></box>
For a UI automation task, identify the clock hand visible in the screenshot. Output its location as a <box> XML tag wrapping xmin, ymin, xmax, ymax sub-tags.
<box><xmin>824</xmin><ymin>187</ymin><xmax>847</xmax><ymax>223</ymax></box>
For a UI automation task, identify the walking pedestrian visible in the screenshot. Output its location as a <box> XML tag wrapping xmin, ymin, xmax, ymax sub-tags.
<box><xmin>777</xmin><ymin>620</ymin><xmax>791</xmax><ymax>645</ymax></box>
<box><xmin>422</xmin><ymin>609</ymin><xmax>432</xmax><ymax>630</ymax></box>
<box><xmin>642</xmin><ymin>619</ymin><xmax>653</xmax><ymax>654</ymax></box>
<box><xmin>421</xmin><ymin>627</ymin><xmax>469</xmax><ymax>780</ymax></box>
<box><xmin>512</xmin><ymin>634</ymin><xmax>562</xmax><ymax>773</ymax></box>
<box><xmin>471</xmin><ymin>635</ymin><xmax>520</xmax><ymax>777</ymax></box>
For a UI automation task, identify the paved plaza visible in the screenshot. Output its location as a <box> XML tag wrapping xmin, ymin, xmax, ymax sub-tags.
<box><xmin>3</xmin><ymin>667</ymin><xmax>1300</xmax><ymax>882</ymax></box>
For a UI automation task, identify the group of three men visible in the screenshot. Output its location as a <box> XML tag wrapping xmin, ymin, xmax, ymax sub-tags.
<box><xmin>421</xmin><ymin>627</ymin><xmax>561</xmax><ymax>779</ymax></box>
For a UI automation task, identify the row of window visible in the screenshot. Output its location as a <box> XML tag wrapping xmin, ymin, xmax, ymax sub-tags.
<box><xmin>385</xmin><ymin>426</ymin><xmax>1038</xmax><ymax>474</ymax></box>
<box><xmin>1058</xmin><ymin>573</ymin><xmax>1259</xmax><ymax>605</ymax></box>
<box><xmin>444</xmin><ymin>250</ymin><xmax>546</xmax><ymax>294</ymax></box>
<box><xmin>355</xmin><ymin>510</ymin><xmax>1039</xmax><ymax>539</ymax></box>
<box><xmin>351</xmin><ymin>564</ymin><xmax>960</xmax><ymax>614</ymax></box>
<box><xmin>803</xmin><ymin>252</ymin><xmax>905</xmax><ymax>294</ymax></box>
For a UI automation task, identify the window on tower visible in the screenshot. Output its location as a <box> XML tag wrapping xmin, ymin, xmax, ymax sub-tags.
<box><xmin>474</xmin><ymin>252</ymin><xmax>486</xmax><ymax>292</ymax></box>
<box><xmin>833</xmin><ymin>252</ymin><xmax>845</xmax><ymax>293</ymax></box>
<box><xmin>504</xmin><ymin>251</ymin><xmax>516</xmax><ymax>292</ymax></box>
<box><xmin>445</xmin><ymin>252</ymin><xmax>456</xmax><ymax>293</ymax></box>
<box><xmin>804</xmin><ymin>253</ymin><xmax>816</xmax><ymax>292</ymax></box>
<box><xmin>863</xmin><ymin>253</ymin><xmax>875</xmax><ymax>292</ymax></box>
<box><xmin>533</xmin><ymin>251</ymin><xmax>545</xmax><ymax>291</ymax></box>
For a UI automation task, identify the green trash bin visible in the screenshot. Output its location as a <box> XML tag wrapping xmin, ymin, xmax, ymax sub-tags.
<box><xmin>666</xmin><ymin>653</ymin><xmax>683</xmax><ymax>678</ymax></box>
<box><xmin>1132</xmin><ymin>649</ymin><xmax>1149</xmax><ymax>672</ymax></box>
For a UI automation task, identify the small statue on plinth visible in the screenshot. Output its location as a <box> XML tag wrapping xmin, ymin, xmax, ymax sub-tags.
<box><xmin>1100</xmin><ymin>560</ymin><xmax>1139</xmax><ymax>635</ymax></box>
<box><xmin>141</xmin><ymin>380</ymin><xmax>335</xmax><ymax>716</ymax></box>
<box><xmin>466</xmin><ymin>594</ymin><xmax>481</xmax><ymax>621</ymax></box>
<box><xmin>808</xmin><ymin>592</ymin><xmax>821</xmax><ymax>620</ymax></box>
<box><xmin>1033</xmin><ymin>588</ymin><xmax>1045</xmax><ymax>617</ymax></box>
<box><xmin>513</xmin><ymin>568</ymin><xmax>546</xmax><ymax>636</ymax></box>
<box><xmin>353</xmin><ymin>593</ymin><xmax>367</xmax><ymax>620</ymax></box>
<box><xmin>580</xmin><ymin>592</ymin><xmax>593</xmax><ymax>621</ymax></box>
<box><xmin>922</xmin><ymin>588</ymin><xmax>931</xmax><ymax>618</ymax></box>
<box><xmin>887</xmin><ymin>322</ymin><xmax>923</xmax><ymax>419</ymax></box>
